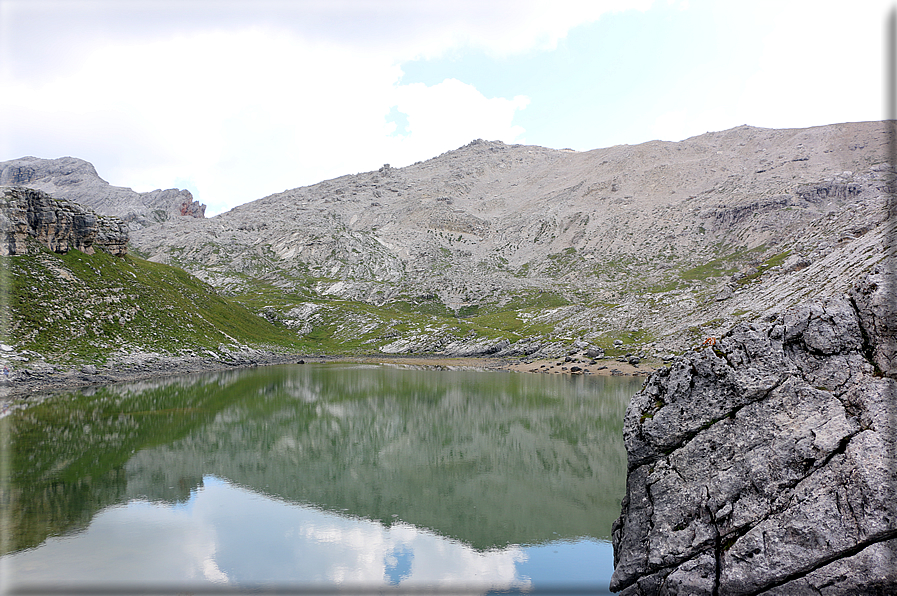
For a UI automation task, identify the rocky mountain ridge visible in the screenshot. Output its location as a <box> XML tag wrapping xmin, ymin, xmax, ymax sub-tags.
<box><xmin>127</xmin><ymin>121</ymin><xmax>897</xmax><ymax>354</ymax></box>
<box><xmin>0</xmin><ymin>156</ymin><xmax>205</xmax><ymax>227</ymax></box>
<box><xmin>3</xmin><ymin>121</ymin><xmax>893</xmax><ymax>356</ymax></box>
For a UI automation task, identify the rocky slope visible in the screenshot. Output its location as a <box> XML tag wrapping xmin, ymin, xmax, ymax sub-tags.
<box><xmin>0</xmin><ymin>188</ymin><xmax>310</xmax><ymax>387</ymax></box>
<box><xmin>4</xmin><ymin>122</ymin><xmax>893</xmax><ymax>357</ymax></box>
<box><xmin>610</xmin><ymin>270</ymin><xmax>896</xmax><ymax>595</ymax></box>
<box><xmin>0</xmin><ymin>186</ymin><xmax>129</xmax><ymax>256</ymax></box>
<box><xmin>123</xmin><ymin>121</ymin><xmax>897</xmax><ymax>355</ymax></box>
<box><xmin>0</xmin><ymin>156</ymin><xmax>205</xmax><ymax>227</ymax></box>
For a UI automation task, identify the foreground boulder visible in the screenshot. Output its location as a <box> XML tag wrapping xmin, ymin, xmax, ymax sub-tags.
<box><xmin>611</xmin><ymin>271</ymin><xmax>896</xmax><ymax>595</ymax></box>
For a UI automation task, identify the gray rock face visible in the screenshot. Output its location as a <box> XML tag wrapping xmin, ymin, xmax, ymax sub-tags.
<box><xmin>0</xmin><ymin>156</ymin><xmax>205</xmax><ymax>226</ymax></box>
<box><xmin>0</xmin><ymin>186</ymin><xmax>128</xmax><ymax>256</ymax></box>
<box><xmin>611</xmin><ymin>270</ymin><xmax>896</xmax><ymax>595</ymax></box>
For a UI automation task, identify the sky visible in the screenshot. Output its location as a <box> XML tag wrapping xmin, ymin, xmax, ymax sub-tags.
<box><xmin>0</xmin><ymin>0</ymin><xmax>894</xmax><ymax>215</ymax></box>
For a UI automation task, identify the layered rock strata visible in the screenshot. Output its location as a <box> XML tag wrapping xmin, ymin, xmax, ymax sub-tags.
<box><xmin>611</xmin><ymin>271</ymin><xmax>896</xmax><ymax>595</ymax></box>
<box><xmin>0</xmin><ymin>186</ymin><xmax>128</xmax><ymax>256</ymax></box>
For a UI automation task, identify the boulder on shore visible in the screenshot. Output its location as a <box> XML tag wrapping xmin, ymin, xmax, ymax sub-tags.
<box><xmin>611</xmin><ymin>270</ymin><xmax>896</xmax><ymax>595</ymax></box>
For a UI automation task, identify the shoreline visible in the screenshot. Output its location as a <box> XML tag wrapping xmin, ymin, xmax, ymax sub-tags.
<box><xmin>0</xmin><ymin>349</ymin><xmax>307</xmax><ymax>404</ymax></box>
<box><xmin>0</xmin><ymin>350</ymin><xmax>658</xmax><ymax>411</ymax></box>
<box><xmin>342</xmin><ymin>354</ymin><xmax>657</xmax><ymax>377</ymax></box>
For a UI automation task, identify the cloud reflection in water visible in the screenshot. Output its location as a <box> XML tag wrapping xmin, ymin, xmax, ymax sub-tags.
<box><xmin>6</xmin><ymin>475</ymin><xmax>540</xmax><ymax>591</ymax></box>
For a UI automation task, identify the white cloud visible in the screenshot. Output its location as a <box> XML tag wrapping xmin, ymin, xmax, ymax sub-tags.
<box><xmin>645</xmin><ymin>1</ymin><xmax>892</xmax><ymax>143</ymax></box>
<box><xmin>1</xmin><ymin>7</ymin><xmax>560</xmax><ymax>214</ymax></box>
<box><xmin>0</xmin><ymin>26</ymin><xmax>535</xmax><ymax>214</ymax></box>
<box><xmin>732</xmin><ymin>1</ymin><xmax>891</xmax><ymax>130</ymax></box>
<box><xmin>652</xmin><ymin>110</ymin><xmax>689</xmax><ymax>142</ymax></box>
<box><xmin>386</xmin><ymin>79</ymin><xmax>530</xmax><ymax>160</ymax></box>
<box><xmin>3</xmin><ymin>476</ymin><xmax>532</xmax><ymax>588</ymax></box>
<box><xmin>1</xmin><ymin>1</ymin><xmax>655</xmax><ymax>76</ymax></box>
<box><xmin>9</xmin><ymin>0</ymin><xmax>889</xmax><ymax>214</ymax></box>
<box><xmin>385</xmin><ymin>0</ymin><xmax>655</xmax><ymax>59</ymax></box>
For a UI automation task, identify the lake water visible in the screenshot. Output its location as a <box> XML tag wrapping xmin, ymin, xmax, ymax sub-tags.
<box><xmin>0</xmin><ymin>363</ymin><xmax>641</xmax><ymax>594</ymax></box>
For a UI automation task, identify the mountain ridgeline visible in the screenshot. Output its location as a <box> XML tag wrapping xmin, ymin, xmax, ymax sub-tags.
<box><xmin>0</xmin><ymin>156</ymin><xmax>205</xmax><ymax>226</ymax></box>
<box><xmin>2</xmin><ymin>121</ymin><xmax>894</xmax><ymax>361</ymax></box>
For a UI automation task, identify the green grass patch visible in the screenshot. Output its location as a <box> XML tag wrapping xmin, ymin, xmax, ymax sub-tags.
<box><xmin>541</xmin><ymin>248</ymin><xmax>582</xmax><ymax>277</ymax></box>
<box><xmin>464</xmin><ymin>310</ymin><xmax>555</xmax><ymax>340</ymax></box>
<box><xmin>645</xmin><ymin>278</ymin><xmax>684</xmax><ymax>293</ymax></box>
<box><xmin>500</xmin><ymin>291</ymin><xmax>570</xmax><ymax>311</ymax></box>
<box><xmin>4</xmin><ymin>245</ymin><xmax>305</xmax><ymax>363</ymax></box>
<box><xmin>385</xmin><ymin>295</ymin><xmax>455</xmax><ymax>318</ymax></box>
<box><xmin>679</xmin><ymin>256</ymin><xmax>738</xmax><ymax>281</ymax></box>
<box><xmin>736</xmin><ymin>250</ymin><xmax>792</xmax><ymax>285</ymax></box>
<box><xmin>588</xmin><ymin>329</ymin><xmax>655</xmax><ymax>357</ymax></box>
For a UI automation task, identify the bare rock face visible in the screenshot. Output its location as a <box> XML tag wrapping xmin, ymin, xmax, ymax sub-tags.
<box><xmin>610</xmin><ymin>270</ymin><xmax>896</xmax><ymax>595</ymax></box>
<box><xmin>0</xmin><ymin>186</ymin><xmax>128</xmax><ymax>256</ymax></box>
<box><xmin>0</xmin><ymin>156</ymin><xmax>204</xmax><ymax>226</ymax></box>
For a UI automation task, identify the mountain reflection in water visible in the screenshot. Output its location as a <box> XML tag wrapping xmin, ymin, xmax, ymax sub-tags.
<box><xmin>0</xmin><ymin>363</ymin><xmax>640</xmax><ymax>592</ymax></box>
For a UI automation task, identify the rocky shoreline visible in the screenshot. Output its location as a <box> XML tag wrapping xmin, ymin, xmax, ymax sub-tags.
<box><xmin>0</xmin><ymin>347</ymin><xmax>657</xmax><ymax>415</ymax></box>
<box><xmin>0</xmin><ymin>347</ymin><xmax>306</xmax><ymax>406</ymax></box>
<box><xmin>610</xmin><ymin>270</ymin><xmax>896</xmax><ymax>595</ymax></box>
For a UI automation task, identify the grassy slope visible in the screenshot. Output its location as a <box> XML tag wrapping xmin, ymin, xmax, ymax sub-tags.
<box><xmin>2</xmin><ymin>245</ymin><xmax>577</xmax><ymax>364</ymax></box>
<box><xmin>3</xmin><ymin>244</ymin><xmax>305</xmax><ymax>364</ymax></box>
<box><xmin>3</xmin><ymin>241</ymin><xmax>768</xmax><ymax>364</ymax></box>
<box><xmin>232</xmin><ymin>279</ymin><xmax>572</xmax><ymax>354</ymax></box>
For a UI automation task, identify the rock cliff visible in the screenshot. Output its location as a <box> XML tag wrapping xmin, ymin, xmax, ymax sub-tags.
<box><xmin>610</xmin><ymin>270</ymin><xmax>896</xmax><ymax>595</ymax></box>
<box><xmin>0</xmin><ymin>156</ymin><xmax>205</xmax><ymax>227</ymax></box>
<box><xmin>0</xmin><ymin>186</ymin><xmax>128</xmax><ymax>256</ymax></box>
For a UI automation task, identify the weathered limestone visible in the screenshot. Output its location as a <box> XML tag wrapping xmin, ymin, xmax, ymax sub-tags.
<box><xmin>611</xmin><ymin>271</ymin><xmax>896</xmax><ymax>595</ymax></box>
<box><xmin>0</xmin><ymin>186</ymin><xmax>128</xmax><ymax>256</ymax></box>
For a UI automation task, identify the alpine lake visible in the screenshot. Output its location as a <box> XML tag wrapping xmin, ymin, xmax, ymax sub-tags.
<box><xmin>0</xmin><ymin>363</ymin><xmax>641</xmax><ymax>595</ymax></box>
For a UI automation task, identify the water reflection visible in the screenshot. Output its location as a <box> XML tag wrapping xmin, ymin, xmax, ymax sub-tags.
<box><xmin>1</xmin><ymin>363</ymin><xmax>639</xmax><ymax>592</ymax></box>
<box><xmin>6</xmin><ymin>476</ymin><xmax>535</xmax><ymax>588</ymax></box>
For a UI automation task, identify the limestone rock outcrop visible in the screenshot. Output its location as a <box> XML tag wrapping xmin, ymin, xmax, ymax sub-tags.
<box><xmin>0</xmin><ymin>156</ymin><xmax>205</xmax><ymax>226</ymax></box>
<box><xmin>610</xmin><ymin>270</ymin><xmax>896</xmax><ymax>595</ymax></box>
<box><xmin>0</xmin><ymin>186</ymin><xmax>128</xmax><ymax>256</ymax></box>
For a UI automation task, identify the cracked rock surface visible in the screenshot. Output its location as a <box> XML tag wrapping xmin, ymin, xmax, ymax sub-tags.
<box><xmin>611</xmin><ymin>270</ymin><xmax>896</xmax><ymax>595</ymax></box>
<box><xmin>0</xmin><ymin>186</ymin><xmax>129</xmax><ymax>256</ymax></box>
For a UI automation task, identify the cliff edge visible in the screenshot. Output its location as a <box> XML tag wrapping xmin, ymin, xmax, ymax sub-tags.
<box><xmin>611</xmin><ymin>270</ymin><xmax>896</xmax><ymax>595</ymax></box>
<box><xmin>0</xmin><ymin>186</ymin><xmax>129</xmax><ymax>256</ymax></box>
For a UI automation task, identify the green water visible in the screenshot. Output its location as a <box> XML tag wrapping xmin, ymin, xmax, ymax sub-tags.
<box><xmin>0</xmin><ymin>363</ymin><xmax>640</xmax><ymax>593</ymax></box>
